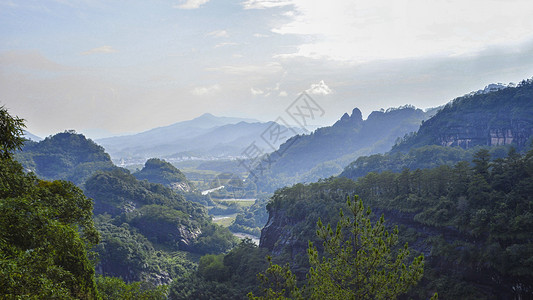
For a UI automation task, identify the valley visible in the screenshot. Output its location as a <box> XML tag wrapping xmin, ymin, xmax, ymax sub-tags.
<box><xmin>4</xmin><ymin>78</ymin><xmax>533</xmax><ymax>299</ymax></box>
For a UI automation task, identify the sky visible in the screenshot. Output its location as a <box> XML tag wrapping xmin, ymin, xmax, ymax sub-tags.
<box><xmin>2</xmin><ymin>0</ymin><xmax>533</xmax><ymax>139</ymax></box>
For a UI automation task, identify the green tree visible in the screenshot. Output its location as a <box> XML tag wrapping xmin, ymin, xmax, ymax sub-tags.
<box><xmin>248</xmin><ymin>257</ymin><xmax>302</xmax><ymax>300</ymax></box>
<box><xmin>96</xmin><ymin>276</ymin><xmax>167</xmax><ymax>300</ymax></box>
<box><xmin>0</xmin><ymin>106</ymin><xmax>25</xmax><ymax>159</ymax></box>
<box><xmin>307</xmin><ymin>196</ymin><xmax>424</xmax><ymax>300</ymax></box>
<box><xmin>250</xmin><ymin>196</ymin><xmax>425</xmax><ymax>300</ymax></box>
<box><xmin>0</xmin><ymin>107</ymin><xmax>100</xmax><ymax>299</ymax></box>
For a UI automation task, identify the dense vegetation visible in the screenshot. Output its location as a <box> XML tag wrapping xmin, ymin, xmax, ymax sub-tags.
<box><xmin>393</xmin><ymin>79</ymin><xmax>533</xmax><ymax>152</ymax></box>
<box><xmin>134</xmin><ymin>158</ymin><xmax>189</xmax><ymax>189</ymax></box>
<box><xmin>15</xmin><ymin>130</ymin><xmax>115</xmax><ymax>185</ymax></box>
<box><xmin>249</xmin><ymin>198</ymin><xmax>425</xmax><ymax>300</ymax></box>
<box><xmin>0</xmin><ymin>108</ymin><xmax>100</xmax><ymax>298</ymax></box>
<box><xmin>168</xmin><ymin>239</ymin><xmax>269</xmax><ymax>300</ymax></box>
<box><xmin>0</xmin><ymin>107</ymin><xmax>171</xmax><ymax>299</ymax></box>
<box><xmin>85</xmin><ymin>168</ymin><xmax>238</xmax><ymax>283</ymax></box>
<box><xmin>352</xmin><ymin>147</ymin><xmax>533</xmax><ymax>298</ymax></box>
<box><xmin>341</xmin><ymin>144</ymin><xmax>511</xmax><ymax>180</ymax></box>
<box><xmin>228</xmin><ymin>197</ymin><xmax>269</xmax><ymax>236</ymax></box>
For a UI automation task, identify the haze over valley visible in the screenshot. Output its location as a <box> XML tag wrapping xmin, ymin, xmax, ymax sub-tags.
<box><xmin>2</xmin><ymin>1</ymin><xmax>533</xmax><ymax>299</ymax></box>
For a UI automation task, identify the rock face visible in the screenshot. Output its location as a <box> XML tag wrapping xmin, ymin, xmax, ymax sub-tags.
<box><xmin>394</xmin><ymin>80</ymin><xmax>533</xmax><ymax>152</ymax></box>
<box><xmin>436</xmin><ymin>116</ymin><xmax>533</xmax><ymax>149</ymax></box>
<box><xmin>259</xmin><ymin>208</ymin><xmax>301</xmax><ymax>256</ymax></box>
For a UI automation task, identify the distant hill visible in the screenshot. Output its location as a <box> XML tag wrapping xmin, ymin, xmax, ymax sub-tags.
<box><xmin>133</xmin><ymin>158</ymin><xmax>192</xmax><ymax>192</ymax></box>
<box><xmin>96</xmin><ymin>113</ymin><xmax>302</xmax><ymax>163</ymax></box>
<box><xmin>23</xmin><ymin>130</ymin><xmax>42</xmax><ymax>141</ymax></box>
<box><xmin>392</xmin><ymin>79</ymin><xmax>533</xmax><ymax>152</ymax></box>
<box><xmin>16</xmin><ymin>131</ymin><xmax>115</xmax><ymax>185</ymax></box>
<box><xmin>253</xmin><ymin>105</ymin><xmax>433</xmax><ymax>192</ymax></box>
<box><xmin>341</xmin><ymin>79</ymin><xmax>533</xmax><ymax>180</ymax></box>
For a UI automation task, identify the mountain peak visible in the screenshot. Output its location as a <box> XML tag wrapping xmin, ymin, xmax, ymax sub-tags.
<box><xmin>351</xmin><ymin>108</ymin><xmax>363</xmax><ymax>121</ymax></box>
<box><xmin>334</xmin><ymin>107</ymin><xmax>363</xmax><ymax>127</ymax></box>
<box><xmin>197</xmin><ymin>113</ymin><xmax>216</xmax><ymax>119</ymax></box>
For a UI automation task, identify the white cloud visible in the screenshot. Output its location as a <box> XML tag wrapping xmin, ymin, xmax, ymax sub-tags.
<box><xmin>191</xmin><ymin>84</ymin><xmax>220</xmax><ymax>96</ymax></box>
<box><xmin>242</xmin><ymin>0</ymin><xmax>293</xmax><ymax>9</ymax></box>
<box><xmin>250</xmin><ymin>87</ymin><xmax>264</xmax><ymax>95</ymax></box>
<box><xmin>207</xmin><ymin>62</ymin><xmax>283</xmax><ymax>75</ymax></box>
<box><xmin>272</xmin><ymin>0</ymin><xmax>533</xmax><ymax>62</ymax></box>
<box><xmin>253</xmin><ymin>33</ymin><xmax>269</xmax><ymax>38</ymax></box>
<box><xmin>81</xmin><ymin>46</ymin><xmax>118</xmax><ymax>55</ymax></box>
<box><xmin>174</xmin><ymin>0</ymin><xmax>209</xmax><ymax>9</ymax></box>
<box><xmin>207</xmin><ymin>30</ymin><xmax>229</xmax><ymax>38</ymax></box>
<box><xmin>306</xmin><ymin>80</ymin><xmax>332</xmax><ymax>95</ymax></box>
<box><xmin>278</xmin><ymin>91</ymin><xmax>288</xmax><ymax>97</ymax></box>
<box><xmin>215</xmin><ymin>42</ymin><xmax>239</xmax><ymax>48</ymax></box>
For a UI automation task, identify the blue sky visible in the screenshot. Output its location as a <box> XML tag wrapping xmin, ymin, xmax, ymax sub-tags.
<box><xmin>2</xmin><ymin>0</ymin><xmax>533</xmax><ymax>138</ymax></box>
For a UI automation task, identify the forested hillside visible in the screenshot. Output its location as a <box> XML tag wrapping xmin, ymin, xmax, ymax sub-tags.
<box><xmin>6</xmin><ymin>114</ymin><xmax>238</xmax><ymax>297</ymax></box>
<box><xmin>393</xmin><ymin>79</ymin><xmax>533</xmax><ymax>152</ymax></box>
<box><xmin>15</xmin><ymin>131</ymin><xmax>115</xmax><ymax>185</ymax></box>
<box><xmin>259</xmin><ymin>147</ymin><xmax>533</xmax><ymax>299</ymax></box>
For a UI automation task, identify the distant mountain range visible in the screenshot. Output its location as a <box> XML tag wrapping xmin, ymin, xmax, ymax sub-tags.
<box><xmin>23</xmin><ymin>130</ymin><xmax>42</xmax><ymax>141</ymax></box>
<box><xmin>97</xmin><ymin>113</ymin><xmax>304</xmax><ymax>164</ymax></box>
<box><xmin>253</xmin><ymin>105</ymin><xmax>437</xmax><ymax>192</ymax></box>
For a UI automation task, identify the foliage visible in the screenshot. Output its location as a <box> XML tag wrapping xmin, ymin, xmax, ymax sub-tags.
<box><xmin>229</xmin><ymin>197</ymin><xmax>270</xmax><ymax>236</ymax></box>
<box><xmin>0</xmin><ymin>106</ymin><xmax>25</xmax><ymax>159</ymax></box>
<box><xmin>341</xmin><ymin>144</ymin><xmax>510</xmax><ymax>180</ymax></box>
<box><xmin>0</xmin><ymin>108</ymin><xmax>99</xmax><ymax>299</ymax></box>
<box><xmin>96</xmin><ymin>275</ymin><xmax>167</xmax><ymax>300</ymax></box>
<box><xmin>87</xmin><ymin>168</ymin><xmax>238</xmax><ymax>290</ymax></box>
<box><xmin>15</xmin><ymin>130</ymin><xmax>115</xmax><ymax>185</ymax></box>
<box><xmin>306</xmin><ymin>197</ymin><xmax>424</xmax><ymax>299</ymax></box>
<box><xmin>249</xmin><ymin>198</ymin><xmax>424</xmax><ymax>300</ymax></box>
<box><xmin>248</xmin><ymin>257</ymin><xmax>301</xmax><ymax>300</ymax></box>
<box><xmin>392</xmin><ymin>81</ymin><xmax>533</xmax><ymax>152</ymax></box>
<box><xmin>168</xmin><ymin>239</ymin><xmax>269</xmax><ymax>300</ymax></box>
<box><xmin>85</xmin><ymin>168</ymin><xmax>207</xmax><ymax>220</ymax></box>
<box><xmin>353</xmin><ymin>147</ymin><xmax>533</xmax><ymax>298</ymax></box>
<box><xmin>133</xmin><ymin>158</ymin><xmax>189</xmax><ymax>188</ymax></box>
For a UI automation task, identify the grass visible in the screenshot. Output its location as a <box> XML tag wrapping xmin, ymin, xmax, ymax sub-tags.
<box><xmin>216</xmin><ymin>200</ymin><xmax>255</xmax><ymax>208</ymax></box>
<box><xmin>212</xmin><ymin>216</ymin><xmax>236</xmax><ymax>227</ymax></box>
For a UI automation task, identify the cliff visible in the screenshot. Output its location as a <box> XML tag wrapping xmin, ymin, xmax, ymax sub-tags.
<box><xmin>393</xmin><ymin>79</ymin><xmax>533</xmax><ymax>152</ymax></box>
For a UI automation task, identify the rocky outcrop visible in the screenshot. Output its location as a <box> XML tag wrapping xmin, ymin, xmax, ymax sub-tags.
<box><xmin>393</xmin><ymin>81</ymin><xmax>533</xmax><ymax>152</ymax></box>
<box><xmin>260</xmin><ymin>208</ymin><xmax>296</xmax><ymax>255</ymax></box>
<box><xmin>437</xmin><ymin>121</ymin><xmax>533</xmax><ymax>149</ymax></box>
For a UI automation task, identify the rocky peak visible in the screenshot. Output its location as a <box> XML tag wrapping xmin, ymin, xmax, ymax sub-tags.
<box><xmin>333</xmin><ymin>107</ymin><xmax>363</xmax><ymax>127</ymax></box>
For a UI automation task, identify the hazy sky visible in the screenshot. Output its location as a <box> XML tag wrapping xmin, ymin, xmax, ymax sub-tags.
<box><xmin>2</xmin><ymin>0</ymin><xmax>533</xmax><ymax>138</ymax></box>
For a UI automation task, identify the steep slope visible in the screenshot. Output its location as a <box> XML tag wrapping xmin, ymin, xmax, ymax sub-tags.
<box><xmin>15</xmin><ymin>131</ymin><xmax>115</xmax><ymax>185</ymax></box>
<box><xmin>393</xmin><ymin>79</ymin><xmax>533</xmax><ymax>152</ymax></box>
<box><xmin>253</xmin><ymin>106</ymin><xmax>430</xmax><ymax>192</ymax></box>
<box><xmin>259</xmin><ymin>148</ymin><xmax>533</xmax><ymax>299</ymax></box>
<box><xmin>342</xmin><ymin>80</ymin><xmax>533</xmax><ymax>180</ymax></box>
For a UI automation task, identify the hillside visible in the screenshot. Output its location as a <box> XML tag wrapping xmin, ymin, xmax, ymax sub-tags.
<box><xmin>393</xmin><ymin>79</ymin><xmax>533</xmax><ymax>152</ymax></box>
<box><xmin>258</xmin><ymin>147</ymin><xmax>533</xmax><ymax>299</ymax></box>
<box><xmin>133</xmin><ymin>158</ymin><xmax>191</xmax><ymax>191</ymax></box>
<box><xmin>253</xmin><ymin>106</ymin><xmax>432</xmax><ymax>192</ymax></box>
<box><xmin>15</xmin><ymin>131</ymin><xmax>115</xmax><ymax>185</ymax></box>
<box><xmin>86</xmin><ymin>167</ymin><xmax>238</xmax><ymax>284</ymax></box>
<box><xmin>14</xmin><ymin>129</ymin><xmax>237</xmax><ymax>286</ymax></box>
